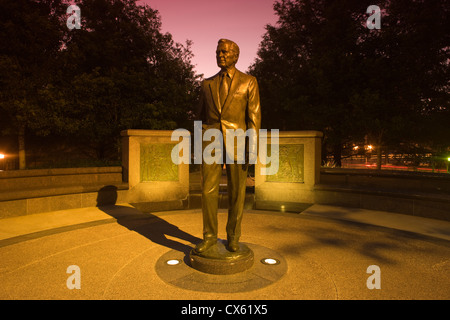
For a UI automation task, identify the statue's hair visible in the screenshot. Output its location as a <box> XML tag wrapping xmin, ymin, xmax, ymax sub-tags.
<box><xmin>218</xmin><ymin>39</ymin><xmax>240</xmax><ymax>58</ymax></box>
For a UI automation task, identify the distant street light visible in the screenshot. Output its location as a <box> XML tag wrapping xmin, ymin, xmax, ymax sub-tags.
<box><xmin>0</xmin><ymin>154</ymin><xmax>4</xmax><ymax>171</ymax></box>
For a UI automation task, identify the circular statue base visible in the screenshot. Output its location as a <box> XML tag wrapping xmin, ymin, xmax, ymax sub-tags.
<box><xmin>189</xmin><ymin>240</ymin><xmax>254</xmax><ymax>275</ymax></box>
<box><xmin>156</xmin><ymin>242</ymin><xmax>286</xmax><ymax>293</ymax></box>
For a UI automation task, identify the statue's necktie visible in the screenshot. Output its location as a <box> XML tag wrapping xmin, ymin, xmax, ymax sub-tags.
<box><xmin>219</xmin><ymin>72</ymin><xmax>229</xmax><ymax>110</ymax></box>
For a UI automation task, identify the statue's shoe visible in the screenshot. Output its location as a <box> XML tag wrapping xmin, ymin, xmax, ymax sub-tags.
<box><xmin>226</xmin><ymin>239</ymin><xmax>240</xmax><ymax>252</ymax></box>
<box><xmin>194</xmin><ymin>239</ymin><xmax>217</xmax><ymax>253</ymax></box>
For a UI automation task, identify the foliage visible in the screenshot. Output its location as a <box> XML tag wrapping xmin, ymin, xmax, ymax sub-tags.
<box><xmin>0</xmin><ymin>0</ymin><xmax>64</xmax><ymax>135</ymax></box>
<box><xmin>0</xmin><ymin>0</ymin><xmax>201</xmax><ymax>165</ymax></box>
<box><xmin>249</xmin><ymin>0</ymin><xmax>449</xmax><ymax>166</ymax></box>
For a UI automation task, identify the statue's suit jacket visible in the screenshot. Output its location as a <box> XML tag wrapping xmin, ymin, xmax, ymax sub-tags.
<box><xmin>198</xmin><ymin>68</ymin><xmax>261</xmax><ymax>161</ymax></box>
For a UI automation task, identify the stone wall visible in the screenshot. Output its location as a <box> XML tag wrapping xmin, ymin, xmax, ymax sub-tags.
<box><xmin>0</xmin><ymin>167</ymin><xmax>128</xmax><ymax>218</ymax></box>
<box><xmin>316</xmin><ymin>168</ymin><xmax>450</xmax><ymax>221</ymax></box>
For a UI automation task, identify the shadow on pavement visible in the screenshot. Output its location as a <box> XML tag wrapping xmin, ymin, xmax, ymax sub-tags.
<box><xmin>96</xmin><ymin>185</ymin><xmax>201</xmax><ymax>256</ymax></box>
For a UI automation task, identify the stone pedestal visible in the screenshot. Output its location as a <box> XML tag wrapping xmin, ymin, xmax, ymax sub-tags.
<box><xmin>121</xmin><ymin>130</ymin><xmax>189</xmax><ymax>209</ymax></box>
<box><xmin>255</xmin><ymin>131</ymin><xmax>323</xmax><ymax>210</ymax></box>
<box><xmin>189</xmin><ymin>240</ymin><xmax>254</xmax><ymax>275</ymax></box>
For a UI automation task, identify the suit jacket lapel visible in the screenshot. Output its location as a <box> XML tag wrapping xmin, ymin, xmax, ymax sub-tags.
<box><xmin>209</xmin><ymin>73</ymin><xmax>221</xmax><ymax>113</ymax></box>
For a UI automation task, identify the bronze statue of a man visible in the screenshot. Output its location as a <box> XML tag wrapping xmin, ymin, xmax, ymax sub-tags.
<box><xmin>195</xmin><ymin>39</ymin><xmax>261</xmax><ymax>254</ymax></box>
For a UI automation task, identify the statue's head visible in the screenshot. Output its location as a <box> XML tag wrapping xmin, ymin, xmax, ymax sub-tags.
<box><xmin>216</xmin><ymin>39</ymin><xmax>240</xmax><ymax>70</ymax></box>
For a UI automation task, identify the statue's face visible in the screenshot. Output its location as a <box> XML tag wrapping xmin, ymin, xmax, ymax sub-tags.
<box><xmin>216</xmin><ymin>42</ymin><xmax>238</xmax><ymax>70</ymax></box>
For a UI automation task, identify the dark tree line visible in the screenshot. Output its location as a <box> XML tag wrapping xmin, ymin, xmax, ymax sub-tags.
<box><xmin>249</xmin><ymin>0</ymin><xmax>449</xmax><ymax>168</ymax></box>
<box><xmin>1</xmin><ymin>0</ymin><xmax>448</xmax><ymax>170</ymax></box>
<box><xmin>0</xmin><ymin>0</ymin><xmax>200</xmax><ymax>168</ymax></box>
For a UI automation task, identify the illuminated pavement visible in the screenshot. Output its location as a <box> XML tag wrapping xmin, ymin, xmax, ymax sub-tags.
<box><xmin>0</xmin><ymin>204</ymin><xmax>449</xmax><ymax>300</ymax></box>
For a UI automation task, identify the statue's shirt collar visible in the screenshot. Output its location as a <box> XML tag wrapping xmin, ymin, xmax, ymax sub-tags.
<box><xmin>220</xmin><ymin>67</ymin><xmax>236</xmax><ymax>80</ymax></box>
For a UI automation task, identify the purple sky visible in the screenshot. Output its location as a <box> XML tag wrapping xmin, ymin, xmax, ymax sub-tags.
<box><xmin>138</xmin><ymin>0</ymin><xmax>278</xmax><ymax>78</ymax></box>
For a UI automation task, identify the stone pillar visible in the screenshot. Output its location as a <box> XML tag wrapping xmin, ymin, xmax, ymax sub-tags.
<box><xmin>121</xmin><ymin>130</ymin><xmax>190</xmax><ymax>210</ymax></box>
<box><xmin>255</xmin><ymin>131</ymin><xmax>323</xmax><ymax>211</ymax></box>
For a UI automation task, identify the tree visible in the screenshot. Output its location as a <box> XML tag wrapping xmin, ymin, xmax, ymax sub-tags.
<box><xmin>249</xmin><ymin>0</ymin><xmax>373</xmax><ymax>166</ymax></box>
<box><xmin>0</xmin><ymin>0</ymin><xmax>65</xmax><ymax>169</ymax></box>
<box><xmin>55</xmin><ymin>0</ymin><xmax>200</xmax><ymax>160</ymax></box>
<box><xmin>355</xmin><ymin>0</ymin><xmax>449</xmax><ymax>169</ymax></box>
<box><xmin>0</xmin><ymin>0</ymin><xmax>201</xmax><ymax>167</ymax></box>
<box><xmin>250</xmin><ymin>0</ymin><xmax>449</xmax><ymax>167</ymax></box>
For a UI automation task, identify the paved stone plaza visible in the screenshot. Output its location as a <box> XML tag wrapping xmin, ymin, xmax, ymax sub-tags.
<box><xmin>0</xmin><ymin>203</ymin><xmax>449</xmax><ymax>300</ymax></box>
